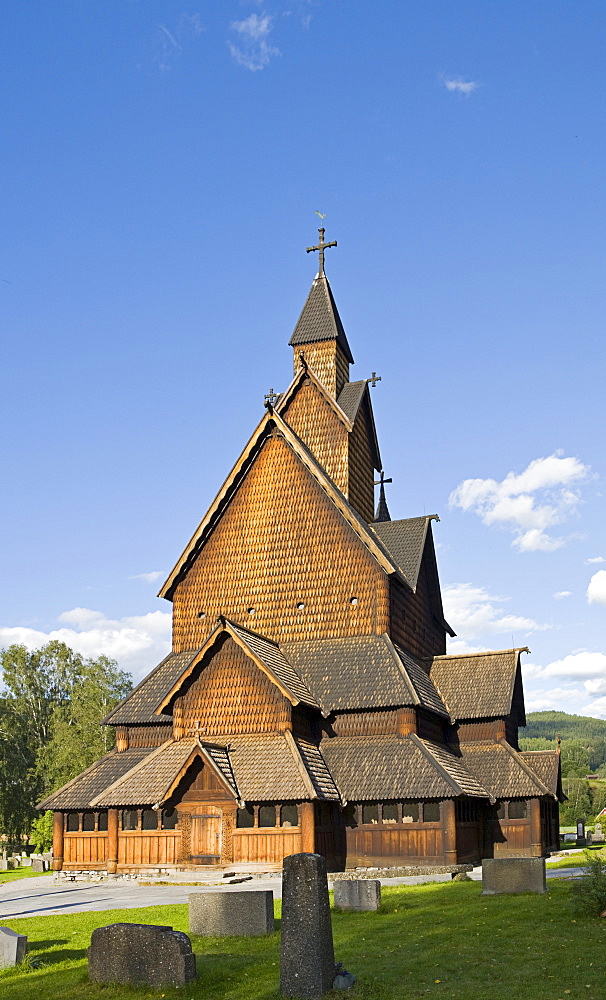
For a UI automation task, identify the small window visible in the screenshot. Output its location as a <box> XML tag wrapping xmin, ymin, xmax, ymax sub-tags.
<box><xmin>236</xmin><ymin>805</ymin><xmax>255</xmax><ymax>828</ymax></box>
<box><xmin>349</xmin><ymin>596</ymin><xmax>358</xmax><ymax>606</ymax></box>
<box><xmin>508</xmin><ymin>800</ymin><xmax>528</xmax><ymax>820</ymax></box>
<box><xmin>281</xmin><ymin>805</ymin><xmax>298</xmax><ymax>827</ymax></box>
<box><xmin>496</xmin><ymin>801</ymin><xmax>506</xmax><ymax>820</ymax></box>
<box><xmin>66</xmin><ymin>813</ymin><xmax>79</xmax><ymax>832</ymax></box>
<box><xmin>401</xmin><ymin>803</ymin><xmax>419</xmax><ymax>823</ymax></box>
<box><xmin>258</xmin><ymin>805</ymin><xmax>276</xmax><ymax>828</ymax></box>
<box><xmin>82</xmin><ymin>811</ymin><xmax>95</xmax><ymax>832</ymax></box>
<box><xmin>296</xmin><ymin>601</ymin><xmax>305</xmax><ymax>610</ymax></box>
<box><xmin>382</xmin><ymin>803</ymin><xmax>399</xmax><ymax>824</ymax></box>
<box><xmin>142</xmin><ymin>809</ymin><xmax>158</xmax><ymax>831</ymax></box>
<box><xmin>197</xmin><ymin>610</ymin><xmax>206</xmax><ymax>619</ymax></box>
<box><xmin>161</xmin><ymin>808</ymin><xmax>178</xmax><ymax>830</ymax></box>
<box><xmin>247</xmin><ymin>607</ymin><xmax>256</xmax><ymax>616</ymax></box>
<box><xmin>122</xmin><ymin>809</ymin><xmax>138</xmax><ymax>831</ymax></box>
<box><xmin>423</xmin><ymin>802</ymin><xmax>440</xmax><ymax>823</ymax></box>
<box><xmin>362</xmin><ymin>804</ymin><xmax>379</xmax><ymax>825</ymax></box>
<box><xmin>97</xmin><ymin>811</ymin><xmax>108</xmax><ymax>832</ymax></box>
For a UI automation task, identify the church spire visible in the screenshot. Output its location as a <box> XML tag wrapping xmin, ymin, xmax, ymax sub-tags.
<box><xmin>288</xmin><ymin>228</ymin><xmax>354</xmax><ymax>398</ymax></box>
<box><xmin>374</xmin><ymin>471</ymin><xmax>392</xmax><ymax>523</ymax></box>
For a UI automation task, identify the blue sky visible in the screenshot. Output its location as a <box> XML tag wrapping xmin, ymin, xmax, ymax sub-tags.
<box><xmin>2</xmin><ymin>1</ymin><xmax>605</xmax><ymax>717</ymax></box>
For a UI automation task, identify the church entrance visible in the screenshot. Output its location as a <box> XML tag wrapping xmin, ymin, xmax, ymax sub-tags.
<box><xmin>190</xmin><ymin>809</ymin><xmax>222</xmax><ymax>863</ymax></box>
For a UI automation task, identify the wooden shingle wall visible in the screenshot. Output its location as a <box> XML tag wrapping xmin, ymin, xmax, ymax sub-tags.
<box><xmin>172</xmin><ymin>636</ymin><xmax>290</xmax><ymax>738</ymax></box>
<box><xmin>389</xmin><ymin>556</ymin><xmax>447</xmax><ymax>658</ymax></box>
<box><xmin>347</xmin><ymin>396</ymin><xmax>377</xmax><ymax>523</ymax></box>
<box><xmin>330</xmin><ymin>709</ymin><xmax>400</xmax><ymax>737</ymax></box>
<box><xmin>281</xmin><ymin>380</ymin><xmax>349</xmax><ymax>493</ymax></box>
<box><xmin>172</xmin><ymin>435</ymin><xmax>390</xmax><ymax>650</ymax></box>
<box><xmin>293</xmin><ymin>342</ymin><xmax>350</xmax><ymax>398</ymax></box>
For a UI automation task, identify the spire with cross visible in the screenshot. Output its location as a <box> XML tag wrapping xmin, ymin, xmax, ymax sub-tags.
<box><xmin>306</xmin><ymin>227</ymin><xmax>337</xmax><ymax>278</ymax></box>
<box><xmin>264</xmin><ymin>388</ymin><xmax>278</xmax><ymax>407</ymax></box>
<box><xmin>373</xmin><ymin>470</ymin><xmax>392</xmax><ymax>523</ymax></box>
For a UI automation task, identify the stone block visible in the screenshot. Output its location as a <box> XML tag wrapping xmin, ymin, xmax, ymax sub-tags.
<box><xmin>0</xmin><ymin>927</ymin><xmax>28</xmax><ymax>969</ymax></box>
<box><xmin>280</xmin><ymin>853</ymin><xmax>335</xmax><ymax>999</ymax></box>
<box><xmin>481</xmin><ymin>857</ymin><xmax>546</xmax><ymax>895</ymax></box>
<box><xmin>31</xmin><ymin>859</ymin><xmax>46</xmax><ymax>873</ymax></box>
<box><xmin>189</xmin><ymin>890</ymin><xmax>274</xmax><ymax>936</ymax></box>
<box><xmin>87</xmin><ymin>923</ymin><xmax>196</xmax><ymax>988</ymax></box>
<box><xmin>333</xmin><ymin>879</ymin><xmax>381</xmax><ymax>911</ymax></box>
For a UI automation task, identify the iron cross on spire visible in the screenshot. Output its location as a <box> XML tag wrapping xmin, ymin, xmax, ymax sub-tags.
<box><xmin>374</xmin><ymin>470</ymin><xmax>392</xmax><ymax>489</ymax></box>
<box><xmin>306</xmin><ymin>227</ymin><xmax>337</xmax><ymax>277</ymax></box>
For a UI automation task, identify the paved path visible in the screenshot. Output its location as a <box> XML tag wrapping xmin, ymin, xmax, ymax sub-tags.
<box><xmin>0</xmin><ymin>867</ymin><xmax>583</xmax><ymax>920</ymax></box>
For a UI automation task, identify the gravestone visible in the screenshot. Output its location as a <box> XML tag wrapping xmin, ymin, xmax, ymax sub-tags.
<box><xmin>0</xmin><ymin>928</ymin><xmax>28</xmax><ymax>969</ymax></box>
<box><xmin>333</xmin><ymin>879</ymin><xmax>381</xmax><ymax>911</ymax></box>
<box><xmin>586</xmin><ymin>831</ymin><xmax>593</xmax><ymax>846</ymax></box>
<box><xmin>31</xmin><ymin>859</ymin><xmax>46</xmax><ymax>873</ymax></box>
<box><xmin>482</xmin><ymin>857</ymin><xmax>546</xmax><ymax>895</ymax></box>
<box><xmin>0</xmin><ymin>859</ymin><xmax>8</xmax><ymax>871</ymax></box>
<box><xmin>577</xmin><ymin>819</ymin><xmax>586</xmax><ymax>847</ymax></box>
<box><xmin>189</xmin><ymin>890</ymin><xmax>274</xmax><ymax>936</ymax></box>
<box><xmin>88</xmin><ymin>923</ymin><xmax>196</xmax><ymax>988</ymax></box>
<box><xmin>280</xmin><ymin>853</ymin><xmax>336</xmax><ymax>999</ymax></box>
<box><xmin>563</xmin><ymin>833</ymin><xmax>576</xmax><ymax>843</ymax></box>
<box><xmin>594</xmin><ymin>823</ymin><xmax>604</xmax><ymax>844</ymax></box>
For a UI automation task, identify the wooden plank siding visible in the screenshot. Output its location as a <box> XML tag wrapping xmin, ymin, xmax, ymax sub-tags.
<box><xmin>64</xmin><ymin>834</ymin><xmax>108</xmax><ymax>867</ymax></box>
<box><xmin>172</xmin><ymin>434</ymin><xmax>390</xmax><ymax>651</ymax></box>
<box><xmin>118</xmin><ymin>832</ymin><xmax>181</xmax><ymax>867</ymax></box>
<box><xmin>346</xmin><ymin>823</ymin><xmax>444</xmax><ymax>867</ymax></box>
<box><xmin>233</xmin><ymin>828</ymin><xmax>302</xmax><ymax>864</ymax></box>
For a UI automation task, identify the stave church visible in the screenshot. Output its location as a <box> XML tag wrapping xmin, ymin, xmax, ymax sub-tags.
<box><xmin>41</xmin><ymin>230</ymin><xmax>563</xmax><ymax>873</ymax></box>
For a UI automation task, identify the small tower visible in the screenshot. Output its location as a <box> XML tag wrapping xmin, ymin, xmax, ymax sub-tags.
<box><xmin>288</xmin><ymin>228</ymin><xmax>354</xmax><ymax>398</ymax></box>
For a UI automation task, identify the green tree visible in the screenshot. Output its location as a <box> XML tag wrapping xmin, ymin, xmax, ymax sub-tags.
<box><xmin>561</xmin><ymin>778</ymin><xmax>592</xmax><ymax>825</ymax></box>
<box><xmin>31</xmin><ymin>810</ymin><xmax>54</xmax><ymax>853</ymax></box>
<box><xmin>560</xmin><ymin>739</ymin><xmax>591</xmax><ymax>778</ymax></box>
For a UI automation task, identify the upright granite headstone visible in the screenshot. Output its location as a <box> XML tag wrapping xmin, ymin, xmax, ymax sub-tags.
<box><xmin>577</xmin><ymin>819</ymin><xmax>586</xmax><ymax>847</ymax></box>
<box><xmin>88</xmin><ymin>923</ymin><xmax>196</xmax><ymax>988</ymax></box>
<box><xmin>333</xmin><ymin>879</ymin><xmax>381</xmax><ymax>912</ymax></box>
<box><xmin>0</xmin><ymin>928</ymin><xmax>28</xmax><ymax>969</ymax></box>
<box><xmin>594</xmin><ymin>823</ymin><xmax>605</xmax><ymax>844</ymax></box>
<box><xmin>189</xmin><ymin>890</ymin><xmax>274</xmax><ymax>936</ymax></box>
<box><xmin>30</xmin><ymin>859</ymin><xmax>46</xmax><ymax>873</ymax></box>
<box><xmin>482</xmin><ymin>857</ymin><xmax>546</xmax><ymax>895</ymax></box>
<box><xmin>280</xmin><ymin>853</ymin><xmax>335</xmax><ymax>999</ymax></box>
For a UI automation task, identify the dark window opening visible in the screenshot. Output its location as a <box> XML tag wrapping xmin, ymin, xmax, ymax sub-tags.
<box><xmin>281</xmin><ymin>805</ymin><xmax>298</xmax><ymax>827</ymax></box>
<box><xmin>66</xmin><ymin>813</ymin><xmax>79</xmax><ymax>832</ymax></box>
<box><xmin>258</xmin><ymin>805</ymin><xmax>276</xmax><ymax>827</ymax></box>
<box><xmin>423</xmin><ymin>802</ymin><xmax>440</xmax><ymax>823</ymax></box>
<box><xmin>362</xmin><ymin>804</ymin><xmax>379</xmax><ymax>825</ymax></box>
<box><xmin>142</xmin><ymin>809</ymin><xmax>158</xmax><ymax>831</ymax></box>
<box><xmin>496</xmin><ymin>801</ymin><xmax>506</xmax><ymax>820</ymax></box>
<box><xmin>82</xmin><ymin>811</ymin><xmax>95</xmax><ymax>832</ymax></box>
<box><xmin>401</xmin><ymin>802</ymin><xmax>419</xmax><ymax>823</ymax></box>
<box><xmin>508</xmin><ymin>800</ymin><xmax>528</xmax><ymax>820</ymax></box>
<box><xmin>236</xmin><ymin>805</ymin><xmax>255</xmax><ymax>828</ymax></box>
<box><xmin>456</xmin><ymin>800</ymin><xmax>479</xmax><ymax>823</ymax></box>
<box><xmin>382</xmin><ymin>803</ymin><xmax>399</xmax><ymax>823</ymax></box>
<box><xmin>97</xmin><ymin>811</ymin><xmax>108</xmax><ymax>832</ymax></box>
<box><xmin>122</xmin><ymin>809</ymin><xmax>138</xmax><ymax>831</ymax></box>
<box><xmin>161</xmin><ymin>808</ymin><xmax>178</xmax><ymax>830</ymax></box>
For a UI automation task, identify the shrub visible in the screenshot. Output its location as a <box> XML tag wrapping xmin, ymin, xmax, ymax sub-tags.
<box><xmin>573</xmin><ymin>851</ymin><xmax>606</xmax><ymax>916</ymax></box>
<box><xmin>30</xmin><ymin>810</ymin><xmax>53</xmax><ymax>853</ymax></box>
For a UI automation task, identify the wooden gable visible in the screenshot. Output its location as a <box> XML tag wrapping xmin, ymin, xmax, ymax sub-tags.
<box><xmin>389</xmin><ymin>527</ymin><xmax>448</xmax><ymax>658</ymax></box>
<box><xmin>173</xmin><ymin>634</ymin><xmax>291</xmax><ymax>738</ymax></box>
<box><xmin>348</xmin><ymin>391</ymin><xmax>379</xmax><ymax>523</ymax></box>
<box><xmin>280</xmin><ymin>376</ymin><xmax>349</xmax><ymax>494</ymax></box>
<box><xmin>171</xmin><ymin>432</ymin><xmax>390</xmax><ymax>651</ymax></box>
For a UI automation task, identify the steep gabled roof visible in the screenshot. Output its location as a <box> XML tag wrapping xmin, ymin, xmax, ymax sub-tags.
<box><xmin>337</xmin><ymin>380</ymin><xmax>366</xmax><ymax>421</ymax></box>
<box><xmin>459</xmin><ymin>739</ymin><xmax>555</xmax><ymax>799</ymax></box>
<box><xmin>288</xmin><ymin>275</ymin><xmax>354</xmax><ymax>364</ymax></box>
<box><xmin>520</xmin><ymin>749</ymin><xmax>565</xmax><ymax>801</ymax></box>
<box><xmin>90</xmin><ymin>740</ymin><xmax>199</xmax><ymax>807</ymax></box>
<box><xmin>37</xmin><ymin>747</ymin><xmax>153</xmax><ymax>810</ymax></box>
<box><xmin>321</xmin><ymin>733</ymin><xmax>489</xmax><ymax>801</ymax></box>
<box><xmin>275</xmin><ymin>363</ymin><xmax>354</xmax><ymax>430</ymax></box>
<box><xmin>155</xmin><ymin>618</ymin><xmax>320</xmax><ymax>715</ymax></box>
<box><xmin>282</xmin><ymin>633</ymin><xmax>448</xmax><ymax>717</ymax></box>
<box><xmin>159</xmin><ymin>409</ymin><xmax>408</xmax><ymax>600</ymax></box>
<box><xmin>103</xmin><ymin>650</ymin><xmax>200</xmax><ymax>725</ymax></box>
<box><xmin>429</xmin><ymin>649</ymin><xmax>528</xmax><ymax>721</ymax></box>
<box><xmin>369</xmin><ymin>516</ymin><xmax>438</xmax><ymax>591</ymax></box>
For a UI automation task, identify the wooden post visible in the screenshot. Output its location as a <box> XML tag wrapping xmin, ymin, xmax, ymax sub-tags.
<box><xmin>300</xmin><ymin>802</ymin><xmax>315</xmax><ymax>854</ymax></box>
<box><xmin>52</xmin><ymin>812</ymin><xmax>64</xmax><ymax>871</ymax></box>
<box><xmin>106</xmin><ymin>808</ymin><xmax>119</xmax><ymax>873</ymax></box>
<box><xmin>530</xmin><ymin>798</ymin><xmax>542</xmax><ymax>857</ymax></box>
<box><xmin>442</xmin><ymin>799</ymin><xmax>457</xmax><ymax>865</ymax></box>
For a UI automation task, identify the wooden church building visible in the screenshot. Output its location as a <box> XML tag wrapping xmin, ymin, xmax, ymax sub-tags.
<box><xmin>41</xmin><ymin>230</ymin><xmax>563</xmax><ymax>873</ymax></box>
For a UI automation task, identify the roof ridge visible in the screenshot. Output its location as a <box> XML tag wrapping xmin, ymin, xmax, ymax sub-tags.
<box><xmin>431</xmin><ymin>647</ymin><xmax>530</xmax><ymax>661</ymax></box>
<box><xmin>381</xmin><ymin>634</ymin><xmax>420</xmax><ymax>706</ymax></box>
<box><xmin>497</xmin><ymin>738</ymin><xmax>554</xmax><ymax>797</ymax></box>
<box><xmin>102</xmin><ymin>649</ymin><xmax>198</xmax><ymax>725</ymax></box>
<box><xmin>89</xmin><ymin>740</ymin><xmax>177</xmax><ymax>806</ymax></box>
<box><xmin>284</xmin><ymin>730</ymin><xmax>319</xmax><ymax>800</ymax></box>
<box><xmin>37</xmin><ymin>750</ymin><xmax>119</xmax><ymax>810</ymax></box>
<box><xmin>408</xmin><ymin>733</ymin><xmax>468</xmax><ymax>797</ymax></box>
<box><xmin>276</xmin><ymin>364</ymin><xmax>354</xmax><ymax>430</ymax></box>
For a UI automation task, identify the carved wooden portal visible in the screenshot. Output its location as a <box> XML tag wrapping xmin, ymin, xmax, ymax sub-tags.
<box><xmin>190</xmin><ymin>809</ymin><xmax>222</xmax><ymax>863</ymax></box>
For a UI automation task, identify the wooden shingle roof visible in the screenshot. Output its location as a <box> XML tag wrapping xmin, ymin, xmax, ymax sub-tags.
<box><xmin>459</xmin><ymin>740</ymin><xmax>554</xmax><ymax>799</ymax></box>
<box><xmin>37</xmin><ymin>747</ymin><xmax>153</xmax><ymax>810</ymax></box>
<box><xmin>336</xmin><ymin>380</ymin><xmax>367</xmax><ymax>421</ymax></box>
<box><xmin>429</xmin><ymin>649</ymin><xmax>528</xmax><ymax>721</ymax></box>
<box><xmin>520</xmin><ymin>750</ymin><xmax>564</xmax><ymax>800</ymax></box>
<box><xmin>321</xmin><ymin>733</ymin><xmax>489</xmax><ymax>801</ymax></box>
<box><xmin>91</xmin><ymin>740</ymin><xmax>198</xmax><ymax>807</ymax></box>
<box><xmin>103</xmin><ymin>650</ymin><xmax>201</xmax><ymax>725</ymax></box>
<box><xmin>369</xmin><ymin>516</ymin><xmax>437</xmax><ymax>591</ymax></box>
<box><xmin>282</xmin><ymin>633</ymin><xmax>448</xmax><ymax>716</ymax></box>
<box><xmin>288</xmin><ymin>275</ymin><xmax>354</xmax><ymax>363</ymax></box>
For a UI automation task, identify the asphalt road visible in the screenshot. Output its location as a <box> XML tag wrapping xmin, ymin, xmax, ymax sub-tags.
<box><xmin>0</xmin><ymin>867</ymin><xmax>582</xmax><ymax>920</ymax></box>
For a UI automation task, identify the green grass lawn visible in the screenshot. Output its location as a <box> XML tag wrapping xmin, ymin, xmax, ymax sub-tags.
<box><xmin>0</xmin><ymin>868</ymin><xmax>47</xmax><ymax>885</ymax></box>
<box><xmin>1</xmin><ymin>879</ymin><xmax>605</xmax><ymax>999</ymax></box>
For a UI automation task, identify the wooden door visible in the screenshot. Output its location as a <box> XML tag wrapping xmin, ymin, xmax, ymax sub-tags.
<box><xmin>190</xmin><ymin>810</ymin><xmax>222</xmax><ymax>863</ymax></box>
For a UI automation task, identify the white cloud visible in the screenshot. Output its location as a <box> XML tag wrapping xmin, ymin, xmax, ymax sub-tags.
<box><xmin>129</xmin><ymin>571</ymin><xmax>164</xmax><ymax>584</ymax></box>
<box><xmin>229</xmin><ymin>11</ymin><xmax>280</xmax><ymax>71</ymax></box>
<box><xmin>538</xmin><ymin>651</ymin><xmax>606</xmax><ymax>680</ymax></box>
<box><xmin>554</xmin><ymin>591</ymin><xmax>572</xmax><ymax>600</ymax></box>
<box><xmin>586</xmin><ymin>556</ymin><xmax>605</xmax><ymax>564</ymax></box>
<box><xmin>0</xmin><ymin>608</ymin><xmax>171</xmax><ymax>681</ymax></box>
<box><xmin>444</xmin><ymin>77</ymin><xmax>478</xmax><ymax>95</ymax></box>
<box><xmin>443</xmin><ymin>582</ymin><xmax>550</xmax><ymax>645</ymax></box>
<box><xmin>449</xmin><ymin>452</ymin><xmax>589</xmax><ymax>552</ymax></box>
<box><xmin>588</xmin><ymin>570</ymin><xmax>606</xmax><ymax>606</ymax></box>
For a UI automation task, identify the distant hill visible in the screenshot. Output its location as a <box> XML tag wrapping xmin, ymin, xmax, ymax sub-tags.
<box><xmin>524</xmin><ymin>711</ymin><xmax>606</xmax><ymax>742</ymax></box>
